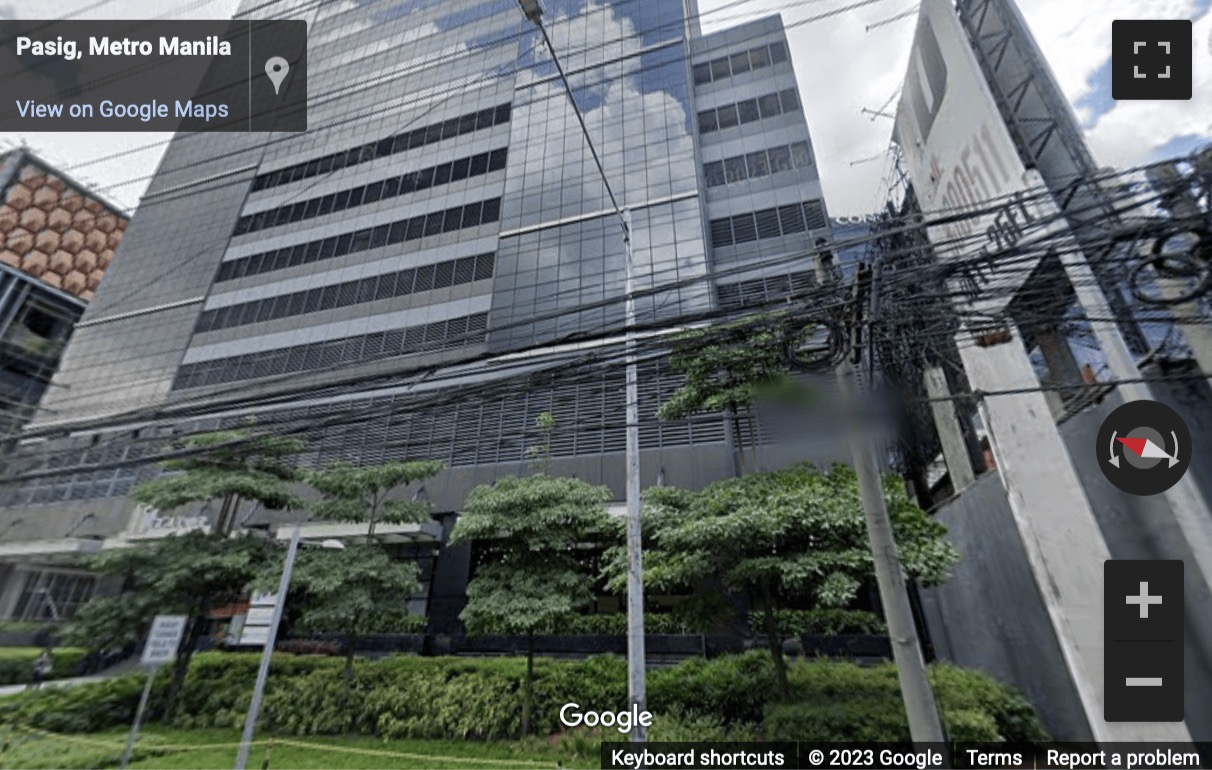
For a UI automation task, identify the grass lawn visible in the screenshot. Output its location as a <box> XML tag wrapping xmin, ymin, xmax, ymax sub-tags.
<box><xmin>0</xmin><ymin>725</ymin><xmax>602</xmax><ymax>769</ymax></box>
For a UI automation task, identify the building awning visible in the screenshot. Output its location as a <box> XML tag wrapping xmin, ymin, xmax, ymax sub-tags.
<box><xmin>0</xmin><ymin>537</ymin><xmax>104</xmax><ymax>562</ymax></box>
<box><xmin>272</xmin><ymin>520</ymin><xmax>443</xmax><ymax>545</ymax></box>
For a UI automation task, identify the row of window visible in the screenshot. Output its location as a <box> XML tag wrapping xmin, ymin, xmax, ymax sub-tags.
<box><xmin>215</xmin><ymin>197</ymin><xmax>502</xmax><ymax>283</ymax></box>
<box><xmin>709</xmin><ymin>200</ymin><xmax>828</xmax><ymax>248</ymax></box>
<box><xmin>697</xmin><ymin>89</ymin><xmax>799</xmax><ymax>135</ymax></box>
<box><xmin>174</xmin><ymin>312</ymin><xmax>489</xmax><ymax>390</ymax></box>
<box><xmin>717</xmin><ymin>271</ymin><xmax>816</xmax><ymax>309</ymax></box>
<box><xmin>703</xmin><ymin>141</ymin><xmax>813</xmax><ymax>188</ymax></box>
<box><xmin>197</xmin><ymin>253</ymin><xmax>495</xmax><ymax>334</ymax></box>
<box><xmin>692</xmin><ymin>40</ymin><xmax>789</xmax><ymax>87</ymax></box>
<box><xmin>235</xmin><ymin>149</ymin><xmax>508</xmax><ymax>236</ymax></box>
<box><xmin>251</xmin><ymin>103</ymin><xmax>512</xmax><ymax>192</ymax></box>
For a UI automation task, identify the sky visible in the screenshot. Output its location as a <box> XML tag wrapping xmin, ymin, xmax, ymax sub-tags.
<box><xmin>1</xmin><ymin>0</ymin><xmax>1210</xmax><ymax>216</ymax></box>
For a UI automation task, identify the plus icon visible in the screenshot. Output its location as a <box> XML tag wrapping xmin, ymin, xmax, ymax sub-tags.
<box><xmin>1126</xmin><ymin>581</ymin><xmax>1163</xmax><ymax>618</ymax></box>
<box><xmin>1112</xmin><ymin>20</ymin><xmax>1192</xmax><ymax>100</ymax></box>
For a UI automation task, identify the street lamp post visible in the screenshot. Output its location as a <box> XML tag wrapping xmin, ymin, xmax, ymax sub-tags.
<box><xmin>233</xmin><ymin>528</ymin><xmax>344</xmax><ymax>770</ymax></box>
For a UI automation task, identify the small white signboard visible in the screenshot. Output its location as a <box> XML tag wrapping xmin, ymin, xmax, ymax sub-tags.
<box><xmin>141</xmin><ymin>614</ymin><xmax>188</xmax><ymax>666</ymax></box>
<box><xmin>238</xmin><ymin>592</ymin><xmax>278</xmax><ymax>647</ymax></box>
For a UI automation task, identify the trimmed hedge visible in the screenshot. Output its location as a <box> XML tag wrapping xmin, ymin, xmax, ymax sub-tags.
<box><xmin>0</xmin><ymin>647</ymin><xmax>87</xmax><ymax>686</ymax></box>
<box><xmin>0</xmin><ymin>650</ymin><xmax>1048</xmax><ymax>742</ymax></box>
<box><xmin>749</xmin><ymin>608</ymin><xmax>887</xmax><ymax>636</ymax></box>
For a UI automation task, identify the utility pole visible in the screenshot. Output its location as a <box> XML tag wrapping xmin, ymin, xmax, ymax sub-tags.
<box><xmin>516</xmin><ymin>0</ymin><xmax>646</xmax><ymax>741</ymax></box>
<box><xmin>815</xmin><ymin>251</ymin><xmax>946</xmax><ymax>742</ymax></box>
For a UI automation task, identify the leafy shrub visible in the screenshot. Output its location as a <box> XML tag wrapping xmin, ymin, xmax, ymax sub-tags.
<box><xmin>0</xmin><ymin>672</ymin><xmax>160</xmax><ymax>733</ymax></box>
<box><xmin>749</xmin><ymin>608</ymin><xmax>887</xmax><ymax>636</ymax></box>
<box><xmin>648</xmin><ymin>650</ymin><xmax>776</xmax><ymax>725</ymax></box>
<box><xmin>559</xmin><ymin>613</ymin><xmax>709</xmax><ymax>634</ymax></box>
<box><xmin>648</xmin><ymin>706</ymin><xmax>759</xmax><ymax>742</ymax></box>
<box><xmin>0</xmin><ymin>647</ymin><xmax>88</xmax><ymax>686</ymax></box>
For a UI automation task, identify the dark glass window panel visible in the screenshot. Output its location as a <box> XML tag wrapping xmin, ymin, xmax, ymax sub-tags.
<box><xmin>447</xmin><ymin>315</ymin><xmax>468</xmax><ymax>338</ymax></box>
<box><xmin>716</xmin><ymin>104</ymin><xmax>739</xmax><ymax>129</ymax></box>
<box><xmin>481</xmin><ymin>198</ymin><xmax>501</xmax><ymax>223</ymax></box>
<box><xmin>803</xmin><ymin>199</ymin><xmax>828</xmax><ymax>230</ymax></box>
<box><xmin>462</xmin><ymin>201</ymin><xmax>482</xmax><ymax>227</ymax></box>
<box><xmin>778</xmin><ymin>203</ymin><xmax>806</xmax><ymax>234</ymax></box>
<box><xmin>704</xmin><ymin>161</ymin><xmax>726</xmax><ymax>187</ymax></box>
<box><xmin>425</xmin><ymin>124</ymin><xmax>442</xmax><ymax>144</ymax></box>
<box><xmin>305</xmin><ymin>160</ymin><xmax>320</xmax><ymax>177</ymax></box>
<box><xmin>717</xmin><ymin>283</ymin><xmax>741</xmax><ymax>308</ymax></box>
<box><xmin>197</xmin><ymin>310</ymin><xmax>216</xmax><ymax>333</ymax></box>
<box><xmin>434</xmin><ymin>261</ymin><xmax>455</xmax><ymax>288</ymax></box>
<box><xmin>450</xmin><ymin>157</ymin><xmax>470</xmax><ymax>182</ymax></box>
<box><xmin>729</xmin><ymin>52</ymin><xmax>750</xmax><ymax>75</ymax></box>
<box><xmin>252</xmin><ymin>176</ymin><xmax>268</xmax><ymax>192</ymax></box>
<box><xmin>388</xmin><ymin>221</ymin><xmax>407</xmax><ymax>244</ymax></box>
<box><xmin>304</xmin><ymin>198</ymin><xmax>321</xmax><ymax>218</ymax></box>
<box><xmin>424</xmin><ymin>213</ymin><xmax>444</xmax><ymax>237</ymax></box>
<box><xmin>305</xmin><ymin>241</ymin><xmax>322</xmax><ymax>263</ymax></box>
<box><xmin>470</xmin><ymin>152</ymin><xmax>489</xmax><ymax>176</ymax></box>
<box><xmin>333</xmin><ymin>189</ymin><xmax>351</xmax><ymax>210</ymax></box>
<box><xmin>494</xmin><ymin>103</ymin><xmax>511</xmax><ymax>124</ymax></box>
<box><xmin>288</xmin><ymin>245</ymin><xmax>306</xmax><ymax>268</ymax></box>
<box><xmin>233</xmin><ymin>217</ymin><xmax>251</xmax><ymax>236</ymax></box>
<box><xmin>287</xmin><ymin>292</ymin><xmax>307</xmax><ymax>316</ymax></box>
<box><xmin>216</xmin><ymin>262</ymin><xmax>233</xmax><ymax>282</ymax></box>
<box><xmin>433</xmin><ymin>163</ymin><xmax>452</xmax><ymax>186</ymax></box>
<box><xmin>371</xmin><ymin>224</ymin><xmax>390</xmax><ymax>249</ymax></box>
<box><xmin>376</xmin><ymin>138</ymin><xmax>393</xmax><ymax>158</ymax></box>
<box><xmin>769</xmin><ymin>41</ymin><xmax>788</xmax><ymax>63</ymax></box>
<box><xmin>459</xmin><ymin>113</ymin><xmax>477</xmax><ymax>134</ymax></box>
<box><xmin>790</xmin><ymin>141</ymin><xmax>812</xmax><ymax>168</ymax></box>
<box><xmin>692</xmin><ymin>62</ymin><xmax>712</xmax><ymax>85</ymax></box>
<box><xmin>768</xmin><ymin>145</ymin><xmax>793</xmax><ymax>174</ymax></box>
<box><xmin>413</xmin><ymin>264</ymin><xmax>435</xmax><ymax>292</ymax></box>
<box><xmin>698</xmin><ymin>109</ymin><xmax>717</xmax><ymax>134</ymax></box>
<box><xmin>351</xmin><ymin>228</ymin><xmax>372</xmax><ymax>252</ymax></box>
<box><xmin>360</xmin><ymin>143</ymin><xmax>377</xmax><ymax>162</ymax></box>
<box><xmin>335</xmin><ymin>232</ymin><xmax>353</xmax><ymax>255</ymax></box>
<box><xmin>441</xmin><ymin>118</ymin><xmax>460</xmax><ymax>139</ymax></box>
<box><xmin>270</xmin><ymin>295</ymin><xmax>290</xmax><ymax>319</ymax></box>
<box><xmin>398</xmin><ymin>172</ymin><xmax>416</xmax><ymax>195</ymax></box>
<box><xmin>422</xmin><ymin>321</ymin><xmax>444</xmax><ymax>345</ymax></box>
<box><xmin>405</xmin><ymin>128</ymin><xmax>423</xmax><ymax>149</ymax></box>
<box><xmin>404</xmin><ymin>326</ymin><xmax>425</xmax><ymax>351</ymax></box>
<box><xmin>291</xmin><ymin>202</ymin><xmax>309</xmax><ymax>223</ymax></box>
<box><xmin>375</xmin><ymin>273</ymin><xmax>398</xmax><ymax>300</ymax></box>
<box><xmin>414</xmin><ymin>167</ymin><xmax>434</xmax><ymax>190</ymax></box>
<box><xmin>251</xmin><ymin>212</ymin><xmax>267</xmax><ymax>231</ymax></box>
<box><xmin>382</xmin><ymin>176</ymin><xmax>400</xmax><ymax>198</ymax></box>
<box><xmin>364</xmin><ymin>181</ymin><xmax>384</xmax><ymax>204</ymax></box>
<box><xmin>476</xmin><ymin>108</ymin><xmax>495</xmax><ymax>129</ymax></box>
<box><xmin>731</xmin><ymin>213</ymin><xmax>757</xmax><ymax>243</ymax></box>
<box><xmin>303</xmin><ymin>288</ymin><xmax>322</xmax><ymax>314</ymax></box>
<box><xmin>724</xmin><ymin>156</ymin><xmax>747</xmax><ymax>183</ymax></box>
<box><xmin>286</xmin><ymin>347</ymin><xmax>309</xmax><ymax>372</ymax></box>
<box><xmin>746</xmin><ymin>150</ymin><xmax>770</xmax><ymax>178</ymax></box>
<box><xmin>255</xmin><ymin>300</ymin><xmax>274</xmax><ymax>323</ymax></box>
<box><xmin>364</xmin><ymin>331</ymin><xmax>387</xmax><ymax>357</ymax></box>
<box><xmin>454</xmin><ymin>256</ymin><xmax>476</xmax><ymax>284</ymax></box>
<box><xmin>337</xmin><ymin>281</ymin><xmax>358</xmax><ymax>307</ymax></box>
<box><xmin>709</xmin><ymin>218</ymin><xmax>733</xmax><ymax>247</ymax></box>
<box><xmin>474</xmin><ymin>253</ymin><xmax>494</xmax><ymax>280</ymax></box>
<box><xmin>245</xmin><ymin>253</ymin><xmax>264</xmax><ymax>277</ymax></box>
<box><xmin>737</xmin><ymin>99</ymin><xmax>760</xmax><ymax>124</ymax></box>
<box><xmin>396</xmin><ymin>269</ymin><xmax>416</xmax><ymax>295</ymax></box>
<box><xmin>405</xmin><ymin>217</ymin><xmax>425</xmax><ymax>240</ymax></box>
<box><xmin>391</xmin><ymin>133</ymin><xmax>408</xmax><ymax>154</ymax></box>
<box><xmin>271</xmin><ymin>249</ymin><xmax>291</xmax><ymax>272</ymax></box>
<box><xmin>756</xmin><ymin>208</ymin><xmax>781</xmax><ymax>239</ymax></box>
<box><xmin>758</xmin><ymin>93</ymin><xmax>781</xmax><ymax>119</ymax></box>
<box><xmin>356</xmin><ymin>276</ymin><xmax>378</xmax><ymax>304</ymax></box>
<box><xmin>488</xmin><ymin>148</ymin><xmax>508</xmax><ymax>172</ymax></box>
<box><xmin>443</xmin><ymin>208</ymin><xmax>462</xmax><ymax>232</ymax></box>
<box><xmin>750</xmin><ymin>45</ymin><xmax>771</xmax><ymax>69</ymax></box>
<box><xmin>319</xmin><ymin>237</ymin><xmax>338</xmax><ymax>260</ymax></box>
<box><xmin>383</xmin><ymin>329</ymin><xmax>406</xmax><ymax>355</ymax></box>
<box><xmin>344</xmin><ymin>148</ymin><xmax>361</xmax><ymax>168</ymax></box>
<box><xmin>710</xmin><ymin>57</ymin><xmax>730</xmax><ymax>80</ymax></box>
<box><xmin>347</xmin><ymin>187</ymin><xmax>366</xmax><ymax>208</ymax></box>
<box><xmin>318</xmin><ymin>194</ymin><xmax>336</xmax><ymax>216</ymax></box>
<box><xmin>331</xmin><ymin>152</ymin><xmax>346</xmax><ymax>170</ymax></box>
<box><xmin>779</xmin><ymin>88</ymin><xmax>800</xmax><ymax>112</ymax></box>
<box><xmin>340</xmin><ymin>337</ymin><xmax>364</xmax><ymax>362</ymax></box>
<box><xmin>233</xmin><ymin>258</ymin><xmax>249</xmax><ymax>279</ymax></box>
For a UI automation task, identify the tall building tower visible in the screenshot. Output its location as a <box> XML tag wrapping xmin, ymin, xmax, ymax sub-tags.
<box><xmin>0</xmin><ymin>0</ymin><xmax>838</xmax><ymax>626</ymax></box>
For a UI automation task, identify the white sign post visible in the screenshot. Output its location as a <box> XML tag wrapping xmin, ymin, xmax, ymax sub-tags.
<box><xmin>120</xmin><ymin>614</ymin><xmax>187</xmax><ymax>768</ymax></box>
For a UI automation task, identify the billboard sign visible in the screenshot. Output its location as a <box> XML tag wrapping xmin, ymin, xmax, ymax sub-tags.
<box><xmin>894</xmin><ymin>0</ymin><xmax>1064</xmax><ymax>317</ymax></box>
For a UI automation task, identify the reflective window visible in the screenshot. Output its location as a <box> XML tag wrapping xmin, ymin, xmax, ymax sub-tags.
<box><xmin>697</xmin><ymin>90</ymin><xmax>801</xmax><ymax>135</ymax></box>
<box><xmin>709</xmin><ymin>200</ymin><xmax>828</xmax><ymax>248</ymax></box>
<box><xmin>690</xmin><ymin>41</ymin><xmax>787</xmax><ymax>87</ymax></box>
<box><xmin>700</xmin><ymin>141</ymin><xmax>813</xmax><ymax>187</ymax></box>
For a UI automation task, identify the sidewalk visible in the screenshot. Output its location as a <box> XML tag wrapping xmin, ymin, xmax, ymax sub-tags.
<box><xmin>0</xmin><ymin>657</ymin><xmax>140</xmax><ymax>697</ymax></box>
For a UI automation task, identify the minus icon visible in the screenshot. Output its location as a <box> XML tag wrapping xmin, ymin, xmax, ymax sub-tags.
<box><xmin>1125</xmin><ymin>677</ymin><xmax>1163</xmax><ymax>686</ymax></box>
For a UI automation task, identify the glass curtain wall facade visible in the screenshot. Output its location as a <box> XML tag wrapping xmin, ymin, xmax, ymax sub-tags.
<box><xmin>0</xmin><ymin>0</ymin><xmax>844</xmax><ymax>623</ymax></box>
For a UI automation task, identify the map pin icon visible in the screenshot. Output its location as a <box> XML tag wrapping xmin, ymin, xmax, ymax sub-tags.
<box><xmin>265</xmin><ymin>56</ymin><xmax>289</xmax><ymax>95</ymax></box>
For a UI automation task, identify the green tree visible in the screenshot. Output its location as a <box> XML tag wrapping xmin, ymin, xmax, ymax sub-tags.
<box><xmin>285</xmin><ymin>544</ymin><xmax>421</xmax><ymax>680</ymax></box>
<box><xmin>130</xmin><ymin>428</ymin><xmax>307</xmax><ymax>535</ymax></box>
<box><xmin>449</xmin><ymin>474</ymin><xmax>614</xmax><ymax>736</ymax></box>
<box><xmin>605</xmin><ymin>464</ymin><xmax>958</xmax><ymax>698</ymax></box>
<box><xmin>658</xmin><ymin>316</ymin><xmax>807</xmax><ymax>474</ymax></box>
<box><xmin>63</xmin><ymin>530</ymin><xmax>272</xmax><ymax>715</ymax></box>
<box><xmin>305</xmin><ymin>460</ymin><xmax>445</xmax><ymax>538</ymax></box>
<box><xmin>298</xmin><ymin>459</ymin><xmax>444</xmax><ymax>671</ymax></box>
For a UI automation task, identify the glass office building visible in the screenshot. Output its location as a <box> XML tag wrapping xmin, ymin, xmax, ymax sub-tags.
<box><xmin>0</xmin><ymin>0</ymin><xmax>840</xmax><ymax>626</ymax></box>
